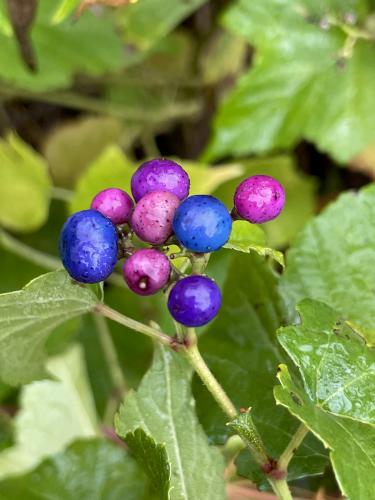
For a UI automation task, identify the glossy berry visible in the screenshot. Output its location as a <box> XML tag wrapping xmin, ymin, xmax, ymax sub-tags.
<box><xmin>59</xmin><ymin>209</ymin><xmax>118</xmax><ymax>283</ymax></box>
<box><xmin>233</xmin><ymin>175</ymin><xmax>285</xmax><ymax>224</ymax></box>
<box><xmin>123</xmin><ymin>249</ymin><xmax>171</xmax><ymax>296</ymax></box>
<box><xmin>131</xmin><ymin>191</ymin><xmax>180</xmax><ymax>245</ymax></box>
<box><xmin>131</xmin><ymin>158</ymin><xmax>190</xmax><ymax>202</ymax></box>
<box><xmin>173</xmin><ymin>195</ymin><xmax>232</xmax><ymax>253</ymax></box>
<box><xmin>91</xmin><ymin>188</ymin><xmax>133</xmax><ymax>225</ymax></box>
<box><xmin>168</xmin><ymin>275</ymin><xmax>221</xmax><ymax>327</ymax></box>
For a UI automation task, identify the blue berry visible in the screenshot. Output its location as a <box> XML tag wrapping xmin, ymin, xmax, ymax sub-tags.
<box><xmin>173</xmin><ymin>195</ymin><xmax>232</xmax><ymax>252</ymax></box>
<box><xmin>59</xmin><ymin>209</ymin><xmax>118</xmax><ymax>283</ymax></box>
<box><xmin>168</xmin><ymin>275</ymin><xmax>221</xmax><ymax>327</ymax></box>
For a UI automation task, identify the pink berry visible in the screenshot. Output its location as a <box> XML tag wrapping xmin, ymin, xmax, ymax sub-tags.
<box><xmin>91</xmin><ymin>188</ymin><xmax>133</xmax><ymax>225</ymax></box>
<box><xmin>123</xmin><ymin>249</ymin><xmax>171</xmax><ymax>295</ymax></box>
<box><xmin>233</xmin><ymin>175</ymin><xmax>285</xmax><ymax>224</ymax></box>
<box><xmin>131</xmin><ymin>191</ymin><xmax>180</xmax><ymax>245</ymax></box>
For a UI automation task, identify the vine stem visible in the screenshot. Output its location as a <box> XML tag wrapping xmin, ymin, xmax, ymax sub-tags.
<box><xmin>183</xmin><ymin>329</ymin><xmax>237</xmax><ymax>418</ymax></box>
<box><xmin>95</xmin><ymin>303</ymin><xmax>173</xmax><ymax>347</ymax></box>
<box><xmin>278</xmin><ymin>423</ymin><xmax>309</xmax><ymax>472</ymax></box>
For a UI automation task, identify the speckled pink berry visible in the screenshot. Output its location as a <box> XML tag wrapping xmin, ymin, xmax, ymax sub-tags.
<box><xmin>131</xmin><ymin>191</ymin><xmax>180</xmax><ymax>245</ymax></box>
<box><xmin>123</xmin><ymin>249</ymin><xmax>171</xmax><ymax>295</ymax></box>
<box><xmin>91</xmin><ymin>188</ymin><xmax>134</xmax><ymax>225</ymax></box>
<box><xmin>131</xmin><ymin>158</ymin><xmax>190</xmax><ymax>202</ymax></box>
<box><xmin>233</xmin><ymin>175</ymin><xmax>285</xmax><ymax>224</ymax></box>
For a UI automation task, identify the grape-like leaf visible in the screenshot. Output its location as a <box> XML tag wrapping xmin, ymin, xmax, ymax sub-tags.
<box><xmin>193</xmin><ymin>253</ymin><xmax>327</xmax><ymax>486</ymax></box>
<box><xmin>0</xmin><ymin>345</ymin><xmax>98</xmax><ymax>479</ymax></box>
<box><xmin>224</xmin><ymin>221</ymin><xmax>284</xmax><ymax>266</ymax></box>
<box><xmin>0</xmin><ymin>439</ymin><xmax>148</xmax><ymax>500</ymax></box>
<box><xmin>115</xmin><ymin>345</ymin><xmax>226</xmax><ymax>500</ymax></box>
<box><xmin>0</xmin><ymin>134</ymin><xmax>51</xmax><ymax>233</ymax></box>
<box><xmin>278</xmin><ymin>300</ymin><xmax>375</xmax><ymax>425</ymax></box>
<box><xmin>0</xmin><ymin>270</ymin><xmax>98</xmax><ymax>385</ymax></box>
<box><xmin>275</xmin><ymin>365</ymin><xmax>375</xmax><ymax>500</ymax></box>
<box><xmin>0</xmin><ymin>0</ymin><xmax>123</xmax><ymax>91</ymax></box>
<box><xmin>280</xmin><ymin>184</ymin><xmax>375</xmax><ymax>346</ymax></box>
<box><xmin>205</xmin><ymin>0</ymin><xmax>375</xmax><ymax>163</ymax></box>
<box><xmin>125</xmin><ymin>428</ymin><xmax>171</xmax><ymax>500</ymax></box>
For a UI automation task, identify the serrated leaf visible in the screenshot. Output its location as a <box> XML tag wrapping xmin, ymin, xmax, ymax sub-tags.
<box><xmin>280</xmin><ymin>184</ymin><xmax>375</xmax><ymax>346</ymax></box>
<box><xmin>224</xmin><ymin>221</ymin><xmax>284</xmax><ymax>266</ymax></box>
<box><xmin>0</xmin><ymin>134</ymin><xmax>51</xmax><ymax>233</ymax></box>
<box><xmin>44</xmin><ymin>116</ymin><xmax>123</xmax><ymax>188</ymax></box>
<box><xmin>0</xmin><ymin>438</ymin><xmax>148</xmax><ymax>499</ymax></box>
<box><xmin>115</xmin><ymin>345</ymin><xmax>226</xmax><ymax>500</ymax></box>
<box><xmin>116</xmin><ymin>0</ymin><xmax>206</xmax><ymax>51</ymax></box>
<box><xmin>0</xmin><ymin>345</ymin><xmax>98</xmax><ymax>479</ymax></box>
<box><xmin>193</xmin><ymin>253</ymin><xmax>327</xmax><ymax>487</ymax></box>
<box><xmin>0</xmin><ymin>0</ymin><xmax>123</xmax><ymax>91</ymax></box>
<box><xmin>205</xmin><ymin>0</ymin><xmax>375</xmax><ymax>163</ymax></box>
<box><xmin>213</xmin><ymin>156</ymin><xmax>316</xmax><ymax>247</ymax></box>
<box><xmin>0</xmin><ymin>270</ymin><xmax>98</xmax><ymax>385</ymax></box>
<box><xmin>125</xmin><ymin>428</ymin><xmax>171</xmax><ymax>500</ymax></box>
<box><xmin>278</xmin><ymin>300</ymin><xmax>375</xmax><ymax>425</ymax></box>
<box><xmin>275</xmin><ymin>365</ymin><xmax>375</xmax><ymax>500</ymax></box>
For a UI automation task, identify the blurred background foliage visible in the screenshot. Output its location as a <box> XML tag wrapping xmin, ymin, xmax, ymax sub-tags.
<box><xmin>0</xmin><ymin>0</ymin><xmax>375</xmax><ymax>498</ymax></box>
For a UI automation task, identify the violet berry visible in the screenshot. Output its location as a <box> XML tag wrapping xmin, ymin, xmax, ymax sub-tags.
<box><xmin>123</xmin><ymin>249</ymin><xmax>171</xmax><ymax>296</ymax></box>
<box><xmin>233</xmin><ymin>175</ymin><xmax>285</xmax><ymax>224</ymax></box>
<box><xmin>131</xmin><ymin>158</ymin><xmax>190</xmax><ymax>202</ymax></box>
<box><xmin>168</xmin><ymin>275</ymin><xmax>221</xmax><ymax>327</ymax></box>
<box><xmin>91</xmin><ymin>188</ymin><xmax>133</xmax><ymax>225</ymax></box>
<box><xmin>131</xmin><ymin>191</ymin><xmax>180</xmax><ymax>245</ymax></box>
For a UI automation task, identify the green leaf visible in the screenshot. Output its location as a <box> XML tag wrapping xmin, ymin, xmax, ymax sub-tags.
<box><xmin>44</xmin><ymin>116</ymin><xmax>123</xmax><ymax>188</ymax></box>
<box><xmin>275</xmin><ymin>365</ymin><xmax>375</xmax><ymax>500</ymax></box>
<box><xmin>205</xmin><ymin>0</ymin><xmax>375</xmax><ymax>163</ymax></box>
<box><xmin>115</xmin><ymin>345</ymin><xmax>226</xmax><ymax>500</ymax></box>
<box><xmin>0</xmin><ymin>345</ymin><xmax>98</xmax><ymax>479</ymax></box>
<box><xmin>224</xmin><ymin>221</ymin><xmax>284</xmax><ymax>266</ymax></box>
<box><xmin>0</xmin><ymin>270</ymin><xmax>98</xmax><ymax>385</ymax></box>
<box><xmin>0</xmin><ymin>1</ymin><xmax>123</xmax><ymax>91</ymax></box>
<box><xmin>125</xmin><ymin>428</ymin><xmax>171</xmax><ymax>500</ymax></box>
<box><xmin>213</xmin><ymin>156</ymin><xmax>316</xmax><ymax>247</ymax></box>
<box><xmin>0</xmin><ymin>439</ymin><xmax>148</xmax><ymax>500</ymax></box>
<box><xmin>69</xmin><ymin>146</ymin><xmax>135</xmax><ymax>214</ymax></box>
<box><xmin>280</xmin><ymin>184</ymin><xmax>375</xmax><ymax>346</ymax></box>
<box><xmin>117</xmin><ymin>0</ymin><xmax>207</xmax><ymax>51</ymax></box>
<box><xmin>278</xmin><ymin>300</ymin><xmax>375</xmax><ymax>425</ymax></box>
<box><xmin>193</xmin><ymin>253</ymin><xmax>327</xmax><ymax>486</ymax></box>
<box><xmin>0</xmin><ymin>134</ymin><xmax>51</xmax><ymax>233</ymax></box>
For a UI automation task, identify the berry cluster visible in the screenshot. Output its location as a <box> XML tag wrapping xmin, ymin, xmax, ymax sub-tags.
<box><xmin>59</xmin><ymin>159</ymin><xmax>285</xmax><ymax>327</ymax></box>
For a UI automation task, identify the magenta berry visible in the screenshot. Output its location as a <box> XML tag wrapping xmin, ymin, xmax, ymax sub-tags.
<box><xmin>131</xmin><ymin>158</ymin><xmax>190</xmax><ymax>202</ymax></box>
<box><xmin>123</xmin><ymin>249</ymin><xmax>171</xmax><ymax>296</ymax></box>
<box><xmin>168</xmin><ymin>275</ymin><xmax>221</xmax><ymax>327</ymax></box>
<box><xmin>91</xmin><ymin>188</ymin><xmax>133</xmax><ymax>225</ymax></box>
<box><xmin>131</xmin><ymin>191</ymin><xmax>180</xmax><ymax>245</ymax></box>
<box><xmin>233</xmin><ymin>175</ymin><xmax>285</xmax><ymax>223</ymax></box>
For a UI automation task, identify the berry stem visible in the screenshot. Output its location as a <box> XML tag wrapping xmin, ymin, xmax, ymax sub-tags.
<box><xmin>277</xmin><ymin>423</ymin><xmax>309</xmax><ymax>472</ymax></box>
<box><xmin>190</xmin><ymin>253</ymin><xmax>210</xmax><ymax>274</ymax></box>
<box><xmin>96</xmin><ymin>303</ymin><xmax>173</xmax><ymax>347</ymax></box>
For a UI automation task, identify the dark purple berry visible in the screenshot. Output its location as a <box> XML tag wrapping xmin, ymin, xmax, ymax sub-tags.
<box><xmin>123</xmin><ymin>249</ymin><xmax>171</xmax><ymax>296</ymax></box>
<box><xmin>173</xmin><ymin>195</ymin><xmax>232</xmax><ymax>253</ymax></box>
<box><xmin>167</xmin><ymin>275</ymin><xmax>221</xmax><ymax>327</ymax></box>
<box><xmin>131</xmin><ymin>191</ymin><xmax>180</xmax><ymax>245</ymax></box>
<box><xmin>131</xmin><ymin>158</ymin><xmax>190</xmax><ymax>202</ymax></box>
<box><xmin>91</xmin><ymin>188</ymin><xmax>133</xmax><ymax>224</ymax></box>
<box><xmin>233</xmin><ymin>175</ymin><xmax>285</xmax><ymax>223</ymax></box>
<box><xmin>59</xmin><ymin>209</ymin><xmax>118</xmax><ymax>283</ymax></box>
